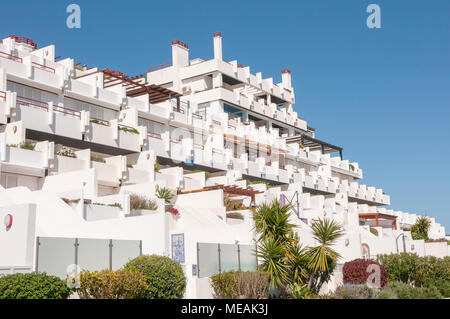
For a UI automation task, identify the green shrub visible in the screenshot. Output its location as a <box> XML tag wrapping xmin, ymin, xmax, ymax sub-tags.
<box><xmin>386</xmin><ymin>281</ymin><xmax>442</xmax><ymax>299</ymax></box>
<box><xmin>370</xmin><ymin>227</ymin><xmax>378</xmax><ymax>236</ymax></box>
<box><xmin>77</xmin><ymin>269</ymin><xmax>148</xmax><ymax>299</ymax></box>
<box><xmin>0</xmin><ymin>273</ymin><xmax>72</xmax><ymax>299</ymax></box>
<box><xmin>124</xmin><ymin>255</ymin><xmax>186</xmax><ymax>299</ymax></box>
<box><xmin>20</xmin><ymin>141</ymin><xmax>35</xmax><ymax>150</ymax></box>
<box><xmin>377</xmin><ymin>253</ymin><xmax>450</xmax><ymax>296</ymax></box>
<box><xmin>210</xmin><ymin>271</ymin><xmax>269</xmax><ymax>299</ymax></box>
<box><xmin>287</xmin><ymin>283</ymin><xmax>320</xmax><ymax>299</ymax></box>
<box><xmin>377</xmin><ymin>287</ymin><xmax>398</xmax><ymax>299</ymax></box>
<box><xmin>326</xmin><ymin>284</ymin><xmax>380</xmax><ymax>299</ymax></box>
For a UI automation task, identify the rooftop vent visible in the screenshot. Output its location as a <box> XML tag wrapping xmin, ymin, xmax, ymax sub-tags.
<box><xmin>171</xmin><ymin>40</ymin><xmax>189</xmax><ymax>49</ymax></box>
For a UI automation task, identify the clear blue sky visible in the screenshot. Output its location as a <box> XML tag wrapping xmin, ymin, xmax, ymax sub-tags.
<box><xmin>1</xmin><ymin>0</ymin><xmax>449</xmax><ymax>230</ymax></box>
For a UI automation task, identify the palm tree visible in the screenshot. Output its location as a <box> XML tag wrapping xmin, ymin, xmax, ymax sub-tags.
<box><xmin>253</xmin><ymin>200</ymin><xmax>295</xmax><ymax>244</ymax></box>
<box><xmin>253</xmin><ymin>200</ymin><xmax>297</xmax><ymax>291</ymax></box>
<box><xmin>411</xmin><ymin>216</ymin><xmax>431</xmax><ymax>241</ymax></box>
<box><xmin>256</xmin><ymin>235</ymin><xmax>290</xmax><ymax>289</ymax></box>
<box><xmin>306</xmin><ymin>218</ymin><xmax>345</xmax><ymax>290</ymax></box>
<box><xmin>285</xmin><ymin>232</ymin><xmax>309</xmax><ymax>285</ymax></box>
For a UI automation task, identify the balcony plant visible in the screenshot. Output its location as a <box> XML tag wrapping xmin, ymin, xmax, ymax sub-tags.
<box><xmin>90</xmin><ymin>119</ymin><xmax>108</xmax><ymax>126</ymax></box>
<box><xmin>118</xmin><ymin>126</ymin><xmax>139</xmax><ymax>134</ymax></box>
<box><xmin>156</xmin><ymin>187</ymin><xmax>173</xmax><ymax>204</ymax></box>
<box><xmin>130</xmin><ymin>194</ymin><xmax>158</xmax><ymax>211</ymax></box>
<box><xmin>55</xmin><ymin>146</ymin><xmax>77</xmax><ymax>158</ymax></box>
<box><xmin>20</xmin><ymin>141</ymin><xmax>35</xmax><ymax>150</ymax></box>
<box><xmin>91</xmin><ymin>155</ymin><xmax>106</xmax><ymax>163</ymax></box>
<box><xmin>226</xmin><ymin>212</ymin><xmax>244</xmax><ymax>220</ymax></box>
<box><xmin>349</xmin><ymin>164</ymin><xmax>355</xmax><ymax>172</ymax></box>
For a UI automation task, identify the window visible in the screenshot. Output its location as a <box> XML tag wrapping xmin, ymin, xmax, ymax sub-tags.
<box><xmin>7</xmin><ymin>81</ymin><xmax>54</xmax><ymax>103</ymax></box>
<box><xmin>65</xmin><ymin>98</ymin><xmax>117</xmax><ymax>121</ymax></box>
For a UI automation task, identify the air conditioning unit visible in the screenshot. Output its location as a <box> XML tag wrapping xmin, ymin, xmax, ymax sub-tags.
<box><xmin>182</xmin><ymin>86</ymin><xmax>191</xmax><ymax>95</ymax></box>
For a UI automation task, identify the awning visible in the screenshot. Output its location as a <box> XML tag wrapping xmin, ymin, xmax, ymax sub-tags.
<box><xmin>286</xmin><ymin>134</ymin><xmax>343</xmax><ymax>158</ymax></box>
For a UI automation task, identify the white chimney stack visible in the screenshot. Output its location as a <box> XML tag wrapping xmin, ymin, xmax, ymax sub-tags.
<box><xmin>213</xmin><ymin>32</ymin><xmax>223</xmax><ymax>60</ymax></box>
<box><xmin>281</xmin><ymin>69</ymin><xmax>292</xmax><ymax>88</ymax></box>
<box><xmin>172</xmin><ymin>40</ymin><xmax>189</xmax><ymax>68</ymax></box>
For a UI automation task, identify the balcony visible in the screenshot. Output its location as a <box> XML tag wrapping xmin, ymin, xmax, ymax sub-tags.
<box><xmin>15</xmin><ymin>96</ymin><xmax>83</xmax><ymax>141</ymax></box>
<box><xmin>147</xmin><ymin>132</ymin><xmax>170</xmax><ymax>158</ymax></box>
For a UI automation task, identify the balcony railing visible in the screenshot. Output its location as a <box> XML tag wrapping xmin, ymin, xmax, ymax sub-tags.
<box><xmin>147</xmin><ymin>62</ymin><xmax>172</xmax><ymax>73</ymax></box>
<box><xmin>148</xmin><ymin>132</ymin><xmax>162</xmax><ymax>140</ymax></box>
<box><xmin>16</xmin><ymin>95</ymin><xmax>48</xmax><ymax>111</ymax></box>
<box><xmin>32</xmin><ymin>62</ymin><xmax>55</xmax><ymax>74</ymax></box>
<box><xmin>0</xmin><ymin>91</ymin><xmax>6</xmax><ymax>102</ymax></box>
<box><xmin>9</xmin><ymin>35</ymin><xmax>37</xmax><ymax>49</ymax></box>
<box><xmin>54</xmin><ymin>105</ymin><xmax>81</xmax><ymax>119</ymax></box>
<box><xmin>0</xmin><ymin>51</ymin><xmax>22</xmax><ymax>63</ymax></box>
<box><xmin>194</xmin><ymin>143</ymin><xmax>204</xmax><ymax>150</ymax></box>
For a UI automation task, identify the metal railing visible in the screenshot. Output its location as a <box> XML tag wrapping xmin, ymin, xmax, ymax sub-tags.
<box><xmin>148</xmin><ymin>132</ymin><xmax>162</xmax><ymax>139</ymax></box>
<box><xmin>9</xmin><ymin>35</ymin><xmax>37</xmax><ymax>48</ymax></box>
<box><xmin>32</xmin><ymin>62</ymin><xmax>55</xmax><ymax>73</ymax></box>
<box><xmin>16</xmin><ymin>95</ymin><xmax>48</xmax><ymax>111</ymax></box>
<box><xmin>0</xmin><ymin>50</ymin><xmax>23</xmax><ymax>63</ymax></box>
<box><xmin>0</xmin><ymin>91</ymin><xmax>6</xmax><ymax>102</ymax></box>
<box><xmin>148</xmin><ymin>62</ymin><xmax>172</xmax><ymax>73</ymax></box>
<box><xmin>54</xmin><ymin>105</ymin><xmax>81</xmax><ymax>119</ymax></box>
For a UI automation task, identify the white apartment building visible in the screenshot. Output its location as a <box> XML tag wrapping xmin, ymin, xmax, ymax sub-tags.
<box><xmin>0</xmin><ymin>34</ymin><xmax>448</xmax><ymax>298</ymax></box>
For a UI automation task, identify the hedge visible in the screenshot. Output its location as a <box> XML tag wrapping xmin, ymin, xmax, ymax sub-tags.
<box><xmin>377</xmin><ymin>253</ymin><xmax>450</xmax><ymax>297</ymax></box>
<box><xmin>326</xmin><ymin>281</ymin><xmax>442</xmax><ymax>299</ymax></box>
<box><xmin>343</xmin><ymin>259</ymin><xmax>388</xmax><ymax>288</ymax></box>
<box><xmin>77</xmin><ymin>269</ymin><xmax>148</xmax><ymax>299</ymax></box>
<box><xmin>124</xmin><ymin>255</ymin><xmax>186</xmax><ymax>299</ymax></box>
<box><xmin>0</xmin><ymin>273</ymin><xmax>72</xmax><ymax>299</ymax></box>
<box><xmin>210</xmin><ymin>271</ymin><xmax>269</xmax><ymax>299</ymax></box>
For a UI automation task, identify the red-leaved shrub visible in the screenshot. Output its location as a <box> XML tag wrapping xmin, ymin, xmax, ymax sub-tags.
<box><xmin>343</xmin><ymin>259</ymin><xmax>388</xmax><ymax>288</ymax></box>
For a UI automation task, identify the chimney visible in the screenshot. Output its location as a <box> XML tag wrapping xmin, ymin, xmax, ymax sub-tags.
<box><xmin>281</xmin><ymin>69</ymin><xmax>292</xmax><ymax>88</ymax></box>
<box><xmin>172</xmin><ymin>40</ymin><xmax>189</xmax><ymax>68</ymax></box>
<box><xmin>213</xmin><ymin>32</ymin><xmax>223</xmax><ymax>60</ymax></box>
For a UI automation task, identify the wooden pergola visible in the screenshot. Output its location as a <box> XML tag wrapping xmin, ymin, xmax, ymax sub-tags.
<box><xmin>178</xmin><ymin>184</ymin><xmax>263</xmax><ymax>207</ymax></box>
<box><xmin>72</xmin><ymin>69</ymin><xmax>182</xmax><ymax>104</ymax></box>
<box><xmin>359</xmin><ymin>213</ymin><xmax>397</xmax><ymax>230</ymax></box>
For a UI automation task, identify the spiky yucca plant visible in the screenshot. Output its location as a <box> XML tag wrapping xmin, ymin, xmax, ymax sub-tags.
<box><xmin>156</xmin><ymin>187</ymin><xmax>173</xmax><ymax>204</ymax></box>
<box><xmin>307</xmin><ymin>218</ymin><xmax>344</xmax><ymax>289</ymax></box>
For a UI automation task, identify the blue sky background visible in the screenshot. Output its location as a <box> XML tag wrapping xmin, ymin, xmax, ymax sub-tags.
<box><xmin>1</xmin><ymin>0</ymin><xmax>449</xmax><ymax>230</ymax></box>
